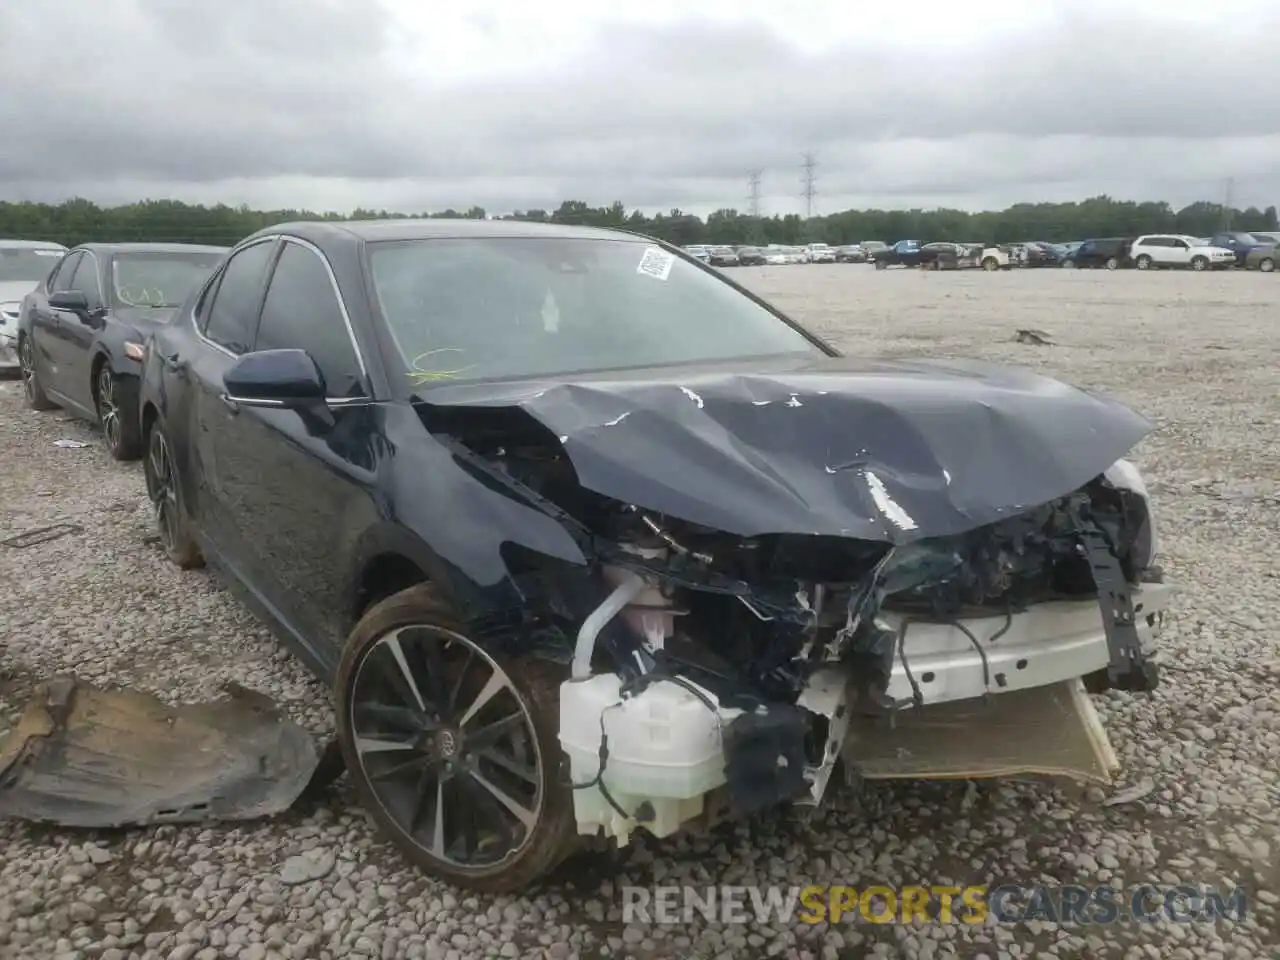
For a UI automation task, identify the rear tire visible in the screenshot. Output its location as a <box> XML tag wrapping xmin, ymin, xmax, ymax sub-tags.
<box><xmin>1062</xmin><ymin>259</ymin><xmax>1076</xmax><ymax>269</ymax></box>
<box><xmin>1105</xmin><ymin>257</ymin><xmax>1119</xmax><ymax>270</ymax></box>
<box><xmin>335</xmin><ymin>583</ymin><xmax>577</xmax><ymax>893</ymax></box>
<box><xmin>1135</xmin><ymin>255</ymin><xmax>1152</xmax><ymax>270</ymax></box>
<box><xmin>982</xmin><ymin>257</ymin><xmax>999</xmax><ymax>272</ymax></box>
<box><xmin>874</xmin><ymin>259</ymin><xmax>887</xmax><ymax>270</ymax></box>
<box><xmin>1259</xmin><ymin>257</ymin><xmax>1275</xmax><ymax>273</ymax></box>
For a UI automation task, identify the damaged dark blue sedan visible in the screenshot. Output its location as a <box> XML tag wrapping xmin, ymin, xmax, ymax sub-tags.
<box><xmin>138</xmin><ymin>219</ymin><xmax>1175</xmax><ymax>892</ymax></box>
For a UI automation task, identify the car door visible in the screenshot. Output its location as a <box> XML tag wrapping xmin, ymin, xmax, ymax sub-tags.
<box><xmin>209</xmin><ymin>237</ymin><xmax>377</xmax><ymax>668</ymax></box>
<box><xmin>56</xmin><ymin>251</ymin><xmax>106</xmax><ymax>411</ymax></box>
<box><xmin>186</xmin><ymin>237</ymin><xmax>279</xmax><ymax>571</ymax></box>
<box><xmin>30</xmin><ymin>251</ymin><xmax>82</xmax><ymax>393</ymax></box>
<box><xmin>1165</xmin><ymin>238</ymin><xmax>1191</xmax><ymax>267</ymax></box>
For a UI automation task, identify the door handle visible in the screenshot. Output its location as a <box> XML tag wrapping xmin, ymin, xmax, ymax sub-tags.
<box><xmin>218</xmin><ymin>393</ymin><xmax>239</xmax><ymax>414</ymax></box>
<box><xmin>159</xmin><ymin>349</ymin><xmax>187</xmax><ymax>373</ymax></box>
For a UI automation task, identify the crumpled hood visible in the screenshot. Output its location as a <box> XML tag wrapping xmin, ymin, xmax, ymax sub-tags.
<box><xmin>416</xmin><ymin>355</ymin><xmax>1152</xmax><ymax>543</ymax></box>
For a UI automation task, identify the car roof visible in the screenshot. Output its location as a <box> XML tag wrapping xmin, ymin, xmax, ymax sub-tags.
<box><xmin>0</xmin><ymin>238</ymin><xmax>68</xmax><ymax>250</ymax></box>
<box><xmin>254</xmin><ymin>218</ymin><xmax>646</xmax><ymax>246</ymax></box>
<box><xmin>74</xmin><ymin>242</ymin><xmax>230</xmax><ymax>255</ymax></box>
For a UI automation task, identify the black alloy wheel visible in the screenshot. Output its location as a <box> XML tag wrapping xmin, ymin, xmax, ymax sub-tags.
<box><xmin>336</xmin><ymin>584</ymin><xmax>576</xmax><ymax>892</ymax></box>
<box><xmin>96</xmin><ymin>366</ymin><xmax>144</xmax><ymax>460</ymax></box>
<box><xmin>19</xmin><ymin>337</ymin><xmax>57</xmax><ymax>410</ymax></box>
<box><xmin>143</xmin><ymin>422</ymin><xmax>203</xmax><ymax>568</ymax></box>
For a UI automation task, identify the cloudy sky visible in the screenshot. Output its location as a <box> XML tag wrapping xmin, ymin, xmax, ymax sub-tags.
<box><xmin>2</xmin><ymin>0</ymin><xmax>1277</xmax><ymax>218</ymax></box>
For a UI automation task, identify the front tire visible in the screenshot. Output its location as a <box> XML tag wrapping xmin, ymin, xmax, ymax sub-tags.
<box><xmin>982</xmin><ymin>257</ymin><xmax>999</xmax><ymax>271</ymax></box>
<box><xmin>1190</xmin><ymin>255</ymin><xmax>1208</xmax><ymax>271</ymax></box>
<box><xmin>143</xmin><ymin>419</ymin><xmax>204</xmax><ymax>569</ymax></box>
<box><xmin>1062</xmin><ymin>259</ymin><xmax>1076</xmax><ymax>269</ymax></box>
<box><xmin>18</xmin><ymin>336</ymin><xmax>57</xmax><ymax>411</ymax></box>
<box><xmin>96</xmin><ymin>365</ymin><xmax>144</xmax><ymax>461</ymax></box>
<box><xmin>335</xmin><ymin>584</ymin><xmax>577</xmax><ymax>893</ymax></box>
<box><xmin>1105</xmin><ymin>257</ymin><xmax>1120</xmax><ymax>270</ymax></box>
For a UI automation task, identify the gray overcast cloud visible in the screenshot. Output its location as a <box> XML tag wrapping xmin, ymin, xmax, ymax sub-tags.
<box><xmin>1</xmin><ymin>0</ymin><xmax>1278</xmax><ymax>216</ymax></box>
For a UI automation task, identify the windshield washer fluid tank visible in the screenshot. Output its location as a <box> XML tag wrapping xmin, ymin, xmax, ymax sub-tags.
<box><xmin>559</xmin><ymin>673</ymin><xmax>742</xmax><ymax>843</ymax></box>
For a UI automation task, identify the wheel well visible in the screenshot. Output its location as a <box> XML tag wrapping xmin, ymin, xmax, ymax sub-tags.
<box><xmin>89</xmin><ymin>352</ymin><xmax>108</xmax><ymax>405</ymax></box>
<box><xmin>141</xmin><ymin>401</ymin><xmax>158</xmax><ymax>440</ymax></box>
<box><xmin>354</xmin><ymin>554</ymin><xmax>430</xmax><ymax>621</ymax></box>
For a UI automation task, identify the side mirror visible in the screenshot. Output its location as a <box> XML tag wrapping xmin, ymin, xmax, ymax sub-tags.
<box><xmin>223</xmin><ymin>349</ymin><xmax>326</xmax><ymax>408</ymax></box>
<box><xmin>49</xmin><ymin>290</ymin><xmax>89</xmax><ymax>313</ymax></box>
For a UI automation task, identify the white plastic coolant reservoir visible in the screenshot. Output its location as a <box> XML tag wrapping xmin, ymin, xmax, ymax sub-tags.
<box><xmin>559</xmin><ymin>674</ymin><xmax>743</xmax><ymax>841</ymax></box>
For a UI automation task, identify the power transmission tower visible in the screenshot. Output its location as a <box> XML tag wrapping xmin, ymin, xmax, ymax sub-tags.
<box><xmin>747</xmin><ymin>170</ymin><xmax>762</xmax><ymax>218</ymax></box>
<box><xmin>801</xmin><ymin>153</ymin><xmax>818</xmax><ymax>219</ymax></box>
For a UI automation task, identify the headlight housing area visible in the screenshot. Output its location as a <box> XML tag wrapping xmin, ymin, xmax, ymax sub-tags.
<box><xmin>1102</xmin><ymin>458</ymin><xmax>1160</xmax><ymax>576</ymax></box>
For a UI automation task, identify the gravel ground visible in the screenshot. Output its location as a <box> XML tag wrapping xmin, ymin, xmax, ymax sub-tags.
<box><xmin>1</xmin><ymin>265</ymin><xmax>1278</xmax><ymax>960</ymax></box>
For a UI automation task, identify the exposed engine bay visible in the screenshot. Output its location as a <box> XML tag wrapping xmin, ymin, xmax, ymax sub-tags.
<box><xmin>426</xmin><ymin>398</ymin><xmax>1173</xmax><ymax>846</ymax></box>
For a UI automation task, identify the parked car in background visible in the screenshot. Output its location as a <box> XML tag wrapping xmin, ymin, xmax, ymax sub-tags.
<box><xmin>17</xmin><ymin>242</ymin><xmax>227</xmax><ymax>459</ymax></box>
<box><xmin>708</xmin><ymin>246</ymin><xmax>740</xmax><ymax>267</ymax></box>
<box><xmin>735</xmin><ymin>246</ymin><xmax>766</xmax><ymax>266</ymax></box>
<box><xmin>1208</xmin><ymin>232</ymin><xmax>1268</xmax><ymax>267</ymax></box>
<box><xmin>1129</xmin><ymin>235</ymin><xmax>1235</xmax><ymax>271</ymax></box>
<box><xmin>835</xmin><ymin>244</ymin><xmax>867</xmax><ymax>263</ymax></box>
<box><xmin>1</xmin><ymin>239</ymin><xmax>67</xmax><ymax>372</ymax></box>
<box><xmin>1010</xmin><ymin>242</ymin><xmax>1062</xmax><ymax>268</ymax></box>
<box><xmin>137</xmin><ymin>217</ymin><xmax>1171</xmax><ymax>893</ymax></box>
<box><xmin>859</xmin><ymin>241</ymin><xmax>889</xmax><ymax>259</ymax></box>
<box><xmin>1246</xmin><ymin>230</ymin><xmax>1280</xmax><ymax>247</ymax></box>
<box><xmin>763</xmin><ymin>248</ymin><xmax>792</xmax><ymax>265</ymax></box>
<box><xmin>1061</xmin><ymin>238</ymin><xmax>1132</xmax><ymax>270</ymax></box>
<box><xmin>682</xmin><ymin>245</ymin><xmax>711</xmax><ymax>263</ymax></box>
<box><xmin>947</xmin><ymin>243</ymin><xmax>1010</xmax><ymax>271</ymax></box>
<box><xmin>872</xmin><ymin>240</ymin><xmax>934</xmax><ymax>268</ymax></box>
<box><xmin>804</xmin><ymin>243</ymin><xmax>836</xmax><ymax>264</ymax></box>
<box><xmin>1243</xmin><ymin>244</ymin><xmax>1278</xmax><ymax>272</ymax></box>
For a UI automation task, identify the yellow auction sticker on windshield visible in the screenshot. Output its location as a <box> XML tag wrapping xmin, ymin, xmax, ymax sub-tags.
<box><xmin>637</xmin><ymin>246</ymin><xmax>675</xmax><ymax>281</ymax></box>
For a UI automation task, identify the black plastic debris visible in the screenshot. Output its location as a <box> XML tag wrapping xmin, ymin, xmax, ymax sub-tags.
<box><xmin>1</xmin><ymin>523</ymin><xmax>84</xmax><ymax>549</ymax></box>
<box><xmin>0</xmin><ymin>677</ymin><xmax>337</xmax><ymax>829</ymax></box>
<box><xmin>1015</xmin><ymin>329</ymin><xmax>1054</xmax><ymax>345</ymax></box>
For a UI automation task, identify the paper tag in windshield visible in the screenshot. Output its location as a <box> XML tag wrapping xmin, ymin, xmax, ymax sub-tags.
<box><xmin>637</xmin><ymin>246</ymin><xmax>674</xmax><ymax>281</ymax></box>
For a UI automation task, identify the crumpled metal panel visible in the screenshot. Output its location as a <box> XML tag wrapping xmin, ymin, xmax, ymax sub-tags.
<box><xmin>417</xmin><ymin>354</ymin><xmax>1152</xmax><ymax>542</ymax></box>
<box><xmin>0</xmin><ymin>678</ymin><xmax>326</xmax><ymax>828</ymax></box>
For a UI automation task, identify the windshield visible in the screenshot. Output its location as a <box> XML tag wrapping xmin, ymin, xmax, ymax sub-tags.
<box><xmin>0</xmin><ymin>247</ymin><xmax>65</xmax><ymax>284</ymax></box>
<box><xmin>366</xmin><ymin>237</ymin><xmax>825</xmax><ymax>387</ymax></box>
<box><xmin>111</xmin><ymin>251</ymin><xmax>225</xmax><ymax>308</ymax></box>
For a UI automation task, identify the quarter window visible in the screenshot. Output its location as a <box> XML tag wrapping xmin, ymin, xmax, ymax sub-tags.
<box><xmin>253</xmin><ymin>241</ymin><xmax>364</xmax><ymax>398</ymax></box>
<box><xmin>203</xmin><ymin>240</ymin><xmax>275</xmax><ymax>354</ymax></box>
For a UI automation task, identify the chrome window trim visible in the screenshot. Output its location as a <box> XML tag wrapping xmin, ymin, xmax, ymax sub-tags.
<box><xmin>69</xmin><ymin>250</ymin><xmax>104</xmax><ymax>305</ymax></box>
<box><xmin>195</xmin><ymin>233</ymin><xmax>374</xmax><ymax>404</ymax></box>
<box><xmin>193</xmin><ymin>235</ymin><xmax>278</xmax><ymax>359</ymax></box>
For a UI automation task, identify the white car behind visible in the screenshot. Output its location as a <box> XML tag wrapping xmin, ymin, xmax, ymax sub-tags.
<box><xmin>1129</xmin><ymin>235</ymin><xmax>1235</xmax><ymax>271</ymax></box>
<box><xmin>0</xmin><ymin>239</ymin><xmax>68</xmax><ymax>372</ymax></box>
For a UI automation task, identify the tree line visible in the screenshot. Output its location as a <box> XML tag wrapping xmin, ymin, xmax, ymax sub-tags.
<box><xmin>1</xmin><ymin>195</ymin><xmax>1275</xmax><ymax>250</ymax></box>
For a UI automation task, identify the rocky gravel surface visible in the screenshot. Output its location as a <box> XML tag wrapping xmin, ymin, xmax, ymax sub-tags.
<box><xmin>1</xmin><ymin>266</ymin><xmax>1278</xmax><ymax>959</ymax></box>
